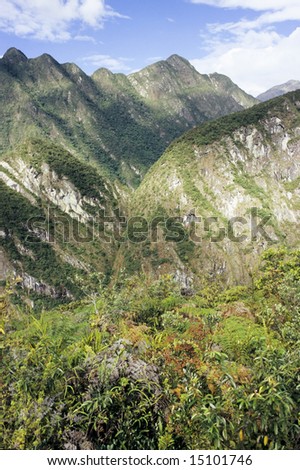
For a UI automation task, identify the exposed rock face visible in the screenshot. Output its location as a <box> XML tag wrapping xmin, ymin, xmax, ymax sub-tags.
<box><xmin>1</xmin><ymin>159</ymin><xmax>104</xmax><ymax>223</ymax></box>
<box><xmin>0</xmin><ymin>141</ymin><xmax>120</xmax><ymax>301</ymax></box>
<box><xmin>88</xmin><ymin>339</ymin><xmax>161</xmax><ymax>388</ymax></box>
<box><xmin>0</xmin><ymin>250</ymin><xmax>11</xmax><ymax>281</ymax></box>
<box><xmin>21</xmin><ymin>273</ymin><xmax>73</xmax><ymax>299</ymax></box>
<box><xmin>131</xmin><ymin>91</ymin><xmax>300</xmax><ymax>285</ymax></box>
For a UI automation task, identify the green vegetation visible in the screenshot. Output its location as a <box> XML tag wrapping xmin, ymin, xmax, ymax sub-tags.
<box><xmin>0</xmin><ymin>50</ymin><xmax>257</xmax><ymax>187</ymax></box>
<box><xmin>175</xmin><ymin>238</ymin><xmax>195</xmax><ymax>262</ymax></box>
<box><xmin>0</xmin><ymin>181</ymin><xmax>79</xmax><ymax>297</ymax></box>
<box><xmin>18</xmin><ymin>138</ymin><xmax>111</xmax><ymax>200</ymax></box>
<box><xmin>172</xmin><ymin>89</ymin><xmax>300</xmax><ymax>149</ymax></box>
<box><xmin>284</xmin><ymin>176</ymin><xmax>300</xmax><ymax>192</ymax></box>
<box><xmin>0</xmin><ymin>176</ymin><xmax>117</xmax><ymax>307</ymax></box>
<box><xmin>233</xmin><ymin>172</ymin><xmax>268</xmax><ymax>203</ymax></box>
<box><xmin>1</xmin><ymin>51</ymin><xmax>300</xmax><ymax>451</ymax></box>
<box><xmin>1</xmin><ymin>248</ymin><xmax>300</xmax><ymax>450</ymax></box>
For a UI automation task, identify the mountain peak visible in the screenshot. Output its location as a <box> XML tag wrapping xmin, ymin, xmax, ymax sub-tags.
<box><xmin>166</xmin><ymin>54</ymin><xmax>190</xmax><ymax>65</ymax></box>
<box><xmin>165</xmin><ymin>54</ymin><xmax>199</xmax><ymax>73</ymax></box>
<box><xmin>209</xmin><ymin>73</ymin><xmax>259</xmax><ymax>108</ymax></box>
<box><xmin>257</xmin><ymin>80</ymin><xmax>300</xmax><ymax>101</ymax></box>
<box><xmin>92</xmin><ymin>67</ymin><xmax>114</xmax><ymax>78</ymax></box>
<box><xmin>285</xmin><ymin>79</ymin><xmax>300</xmax><ymax>86</ymax></box>
<box><xmin>33</xmin><ymin>53</ymin><xmax>60</xmax><ymax>67</ymax></box>
<box><xmin>2</xmin><ymin>47</ymin><xmax>28</xmax><ymax>63</ymax></box>
<box><xmin>134</xmin><ymin>54</ymin><xmax>195</xmax><ymax>76</ymax></box>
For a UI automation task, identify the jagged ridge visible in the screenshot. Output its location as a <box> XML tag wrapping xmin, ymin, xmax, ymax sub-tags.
<box><xmin>0</xmin><ymin>48</ymin><xmax>258</xmax><ymax>186</ymax></box>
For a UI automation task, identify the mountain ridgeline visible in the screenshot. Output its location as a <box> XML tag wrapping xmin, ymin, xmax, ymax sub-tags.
<box><xmin>0</xmin><ymin>47</ymin><xmax>299</xmax><ymax>304</ymax></box>
<box><xmin>0</xmin><ymin>48</ymin><xmax>257</xmax><ymax>184</ymax></box>
<box><xmin>2</xmin><ymin>49</ymin><xmax>300</xmax><ymax>452</ymax></box>
<box><xmin>257</xmin><ymin>80</ymin><xmax>300</xmax><ymax>102</ymax></box>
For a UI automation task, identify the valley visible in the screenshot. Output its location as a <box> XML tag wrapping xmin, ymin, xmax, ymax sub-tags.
<box><xmin>1</xmin><ymin>48</ymin><xmax>300</xmax><ymax>451</ymax></box>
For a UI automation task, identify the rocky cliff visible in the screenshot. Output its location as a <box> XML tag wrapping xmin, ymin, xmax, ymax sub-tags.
<box><xmin>131</xmin><ymin>91</ymin><xmax>300</xmax><ymax>286</ymax></box>
<box><xmin>0</xmin><ymin>139</ymin><xmax>122</xmax><ymax>303</ymax></box>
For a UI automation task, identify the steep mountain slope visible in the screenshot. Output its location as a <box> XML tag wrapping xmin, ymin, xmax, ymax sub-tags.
<box><xmin>131</xmin><ymin>91</ymin><xmax>300</xmax><ymax>286</ymax></box>
<box><xmin>0</xmin><ymin>138</ymin><xmax>122</xmax><ymax>306</ymax></box>
<box><xmin>0</xmin><ymin>47</ymin><xmax>140</xmax><ymax>184</ymax></box>
<box><xmin>257</xmin><ymin>80</ymin><xmax>300</xmax><ymax>102</ymax></box>
<box><xmin>127</xmin><ymin>55</ymin><xmax>257</xmax><ymax>125</ymax></box>
<box><xmin>208</xmin><ymin>72</ymin><xmax>257</xmax><ymax>108</ymax></box>
<box><xmin>0</xmin><ymin>48</ymin><xmax>257</xmax><ymax>185</ymax></box>
<box><xmin>0</xmin><ymin>47</ymin><xmax>260</xmax><ymax>303</ymax></box>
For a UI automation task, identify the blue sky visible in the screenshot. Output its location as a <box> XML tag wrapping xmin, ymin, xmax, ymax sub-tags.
<box><xmin>0</xmin><ymin>0</ymin><xmax>300</xmax><ymax>95</ymax></box>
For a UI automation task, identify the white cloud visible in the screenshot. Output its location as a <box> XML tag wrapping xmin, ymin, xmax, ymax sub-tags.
<box><xmin>80</xmin><ymin>54</ymin><xmax>133</xmax><ymax>72</ymax></box>
<box><xmin>190</xmin><ymin>0</ymin><xmax>300</xmax><ymax>11</ymax></box>
<box><xmin>0</xmin><ymin>0</ymin><xmax>128</xmax><ymax>41</ymax></box>
<box><xmin>189</xmin><ymin>0</ymin><xmax>300</xmax><ymax>95</ymax></box>
<box><xmin>145</xmin><ymin>56</ymin><xmax>163</xmax><ymax>63</ymax></box>
<box><xmin>191</xmin><ymin>0</ymin><xmax>300</xmax><ymax>31</ymax></box>
<box><xmin>191</xmin><ymin>28</ymin><xmax>300</xmax><ymax>96</ymax></box>
<box><xmin>73</xmin><ymin>35</ymin><xmax>97</xmax><ymax>43</ymax></box>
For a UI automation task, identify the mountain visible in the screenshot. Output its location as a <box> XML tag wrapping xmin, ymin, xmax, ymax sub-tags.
<box><xmin>2</xmin><ymin>51</ymin><xmax>300</xmax><ymax>454</ymax></box>
<box><xmin>0</xmin><ymin>47</ymin><xmax>261</xmax><ymax>303</ymax></box>
<box><xmin>206</xmin><ymin>72</ymin><xmax>257</xmax><ymax>109</ymax></box>
<box><xmin>0</xmin><ymin>48</ymin><xmax>257</xmax><ymax>186</ymax></box>
<box><xmin>126</xmin><ymin>55</ymin><xmax>257</xmax><ymax>123</ymax></box>
<box><xmin>0</xmin><ymin>138</ymin><xmax>123</xmax><ymax>307</ymax></box>
<box><xmin>131</xmin><ymin>90</ymin><xmax>300</xmax><ymax>286</ymax></box>
<box><xmin>257</xmin><ymin>80</ymin><xmax>300</xmax><ymax>101</ymax></box>
<box><xmin>0</xmin><ymin>49</ymin><xmax>284</xmax><ymax>302</ymax></box>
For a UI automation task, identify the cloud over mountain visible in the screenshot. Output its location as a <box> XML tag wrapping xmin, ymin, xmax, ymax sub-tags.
<box><xmin>190</xmin><ymin>0</ymin><xmax>300</xmax><ymax>95</ymax></box>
